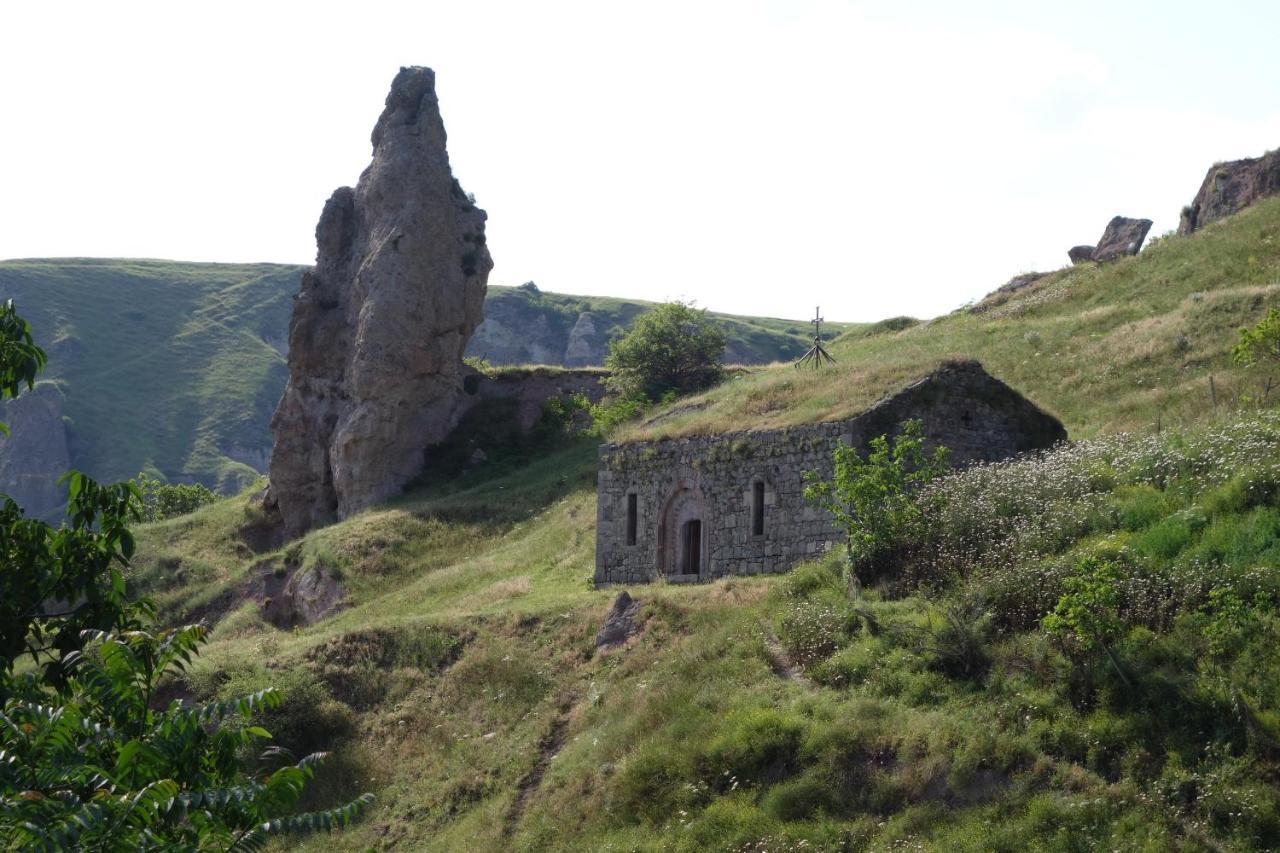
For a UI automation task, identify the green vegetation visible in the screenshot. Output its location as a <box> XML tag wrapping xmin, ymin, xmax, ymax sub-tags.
<box><xmin>0</xmin><ymin>304</ymin><xmax>366</xmax><ymax>849</ymax></box>
<box><xmin>604</xmin><ymin>301</ymin><xmax>727</xmax><ymax>400</ymax></box>
<box><xmin>0</xmin><ymin>260</ymin><xmax>853</xmax><ymax>493</ymax></box>
<box><xmin>619</xmin><ymin>197</ymin><xmax>1280</xmax><ymax>443</ymax></box>
<box><xmin>0</xmin><ymin>259</ymin><xmax>297</xmax><ymax>491</ymax></box>
<box><xmin>76</xmin><ymin>182</ymin><xmax>1280</xmax><ymax>849</ymax></box>
<box><xmin>124</xmin><ymin>411</ymin><xmax>1280</xmax><ymax>850</ymax></box>
<box><xmin>803</xmin><ymin>419</ymin><xmax>949</xmax><ymax>594</ymax></box>
<box><xmin>134</xmin><ymin>471</ymin><xmax>219</xmax><ymax>522</ymax></box>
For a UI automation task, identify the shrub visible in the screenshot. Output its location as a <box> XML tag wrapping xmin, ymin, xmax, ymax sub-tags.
<box><xmin>134</xmin><ymin>471</ymin><xmax>219</xmax><ymax>521</ymax></box>
<box><xmin>804</xmin><ymin>418</ymin><xmax>949</xmax><ymax>593</ymax></box>
<box><xmin>604</xmin><ymin>301</ymin><xmax>726</xmax><ymax>400</ymax></box>
<box><xmin>1043</xmin><ymin>556</ymin><xmax>1132</xmax><ymax>689</ymax></box>
<box><xmin>919</xmin><ymin>600</ymin><xmax>992</xmax><ymax>679</ymax></box>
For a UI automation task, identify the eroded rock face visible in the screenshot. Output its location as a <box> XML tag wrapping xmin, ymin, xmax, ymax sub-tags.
<box><xmin>564</xmin><ymin>312</ymin><xmax>604</xmax><ymax>367</ymax></box>
<box><xmin>1180</xmin><ymin>148</ymin><xmax>1280</xmax><ymax>235</ymax></box>
<box><xmin>0</xmin><ymin>384</ymin><xmax>71</xmax><ymax>520</ymax></box>
<box><xmin>268</xmin><ymin>67</ymin><xmax>492</xmax><ymax>537</ymax></box>
<box><xmin>1092</xmin><ymin>216</ymin><xmax>1152</xmax><ymax>262</ymax></box>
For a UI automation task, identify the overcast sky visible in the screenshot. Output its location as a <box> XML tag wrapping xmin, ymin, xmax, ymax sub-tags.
<box><xmin>3</xmin><ymin>0</ymin><xmax>1279</xmax><ymax>322</ymax></box>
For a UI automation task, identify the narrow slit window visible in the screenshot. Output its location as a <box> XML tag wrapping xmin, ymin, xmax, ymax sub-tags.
<box><xmin>752</xmin><ymin>481</ymin><xmax>765</xmax><ymax>536</ymax></box>
<box><xmin>626</xmin><ymin>493</ymin><xmax>638</xmax><ymax>546</ymax></box>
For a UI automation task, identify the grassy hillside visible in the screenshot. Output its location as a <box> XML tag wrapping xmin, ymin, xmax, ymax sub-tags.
<box><xmin>0</xmin><ymin>259</ymin><xmax>297</xmax><ymax>491</ymax></box>
<box><xmin>99</xmin><ymin>198</ymin><xmax>1280</xmax><ymax>850</ymax></box>
<box><xmin>0</xmin><ymin>259</ymin><xmax>853</xmax><ymax>491</ymax></box>
<box><xmin>478</xmin><ymin>283</ymin><xmax>857</xmax><ymax>367</ymax></box>
<box><xmin>620</xmin><ymin>197</ymin><xmax>1280</xmax><ymax>444</ymax></box>
<box><xmin>132</xmin><ymin>412</ymin><xmax>1280</xmax><ymax>850</ymax></box>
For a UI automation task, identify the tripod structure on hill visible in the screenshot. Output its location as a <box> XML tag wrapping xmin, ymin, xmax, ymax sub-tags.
<box><xmin>795</xmin><ymin>306</ymin><xmax>836</xmax><ymax>369</ymax></box>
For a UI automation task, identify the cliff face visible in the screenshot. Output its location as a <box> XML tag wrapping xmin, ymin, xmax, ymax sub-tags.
<box><xmin>267</xmin><ymin>67</ymin><xmax>492</xmax><ymax>537</ymax></box>
<box><xmin>1180</xmin><ymin>148</ymin><xmax>1280</xmax><ymax>235</ymax></box>
<box><xmin>0</xmin><ymin>384</ymin><xmax>71</xmax><ymax>520</ymax></box>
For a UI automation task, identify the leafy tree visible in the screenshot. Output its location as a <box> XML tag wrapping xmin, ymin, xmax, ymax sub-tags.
<box><xmin>604</xmin><ymin>301</ymin><xmax>727</xmax><ymax>401</ymax></box>
<box><xmin>134</xmin><ymin>472</ymin><xmax>219</xmax><ymax>522</ymax></box>
<box><xmin>0</xmin><ymin>300</ymin><xmax>369</xmax><ymax>847</ymax></box>
<box><xmin>803</xmin><ymin>419</ymin><xmax>949</xmax><ymax>596</ymax></box>
<box><xmin>1233</xmin><ymin>306</ymin><xmax>1280</xmax><ymax>402</ymax></box>
<box><xmin>1042</xmin><ymin>556</ymin><xmax>1132</xmax><ymax>689</ymax></box>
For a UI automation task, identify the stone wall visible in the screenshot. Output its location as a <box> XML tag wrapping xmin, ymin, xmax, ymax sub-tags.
<box><xmin>595</xmin><ymin>360</ymin><xmax>1066</xmax><ymax>585</ymax></box>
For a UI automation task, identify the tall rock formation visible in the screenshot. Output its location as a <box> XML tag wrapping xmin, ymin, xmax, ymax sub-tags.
<box><xmin>1179</xmin><ymin>148</ymin><xmax>1280</xmax><ymax>235</ymax></box>
<box><xmin>267</xmin><ymin>67</ymin><xmax>492</xmax><ymax>537</ymax></box>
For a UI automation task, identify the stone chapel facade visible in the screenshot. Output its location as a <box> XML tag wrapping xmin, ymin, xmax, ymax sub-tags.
<box><xmin>594</xmin><ymin>360</ymin><xmax>1067</xmax><ymax>586</ymax></box>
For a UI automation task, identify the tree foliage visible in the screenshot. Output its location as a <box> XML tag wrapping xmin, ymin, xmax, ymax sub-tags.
<box><xmin>133</xmin><ymin>472</ymin><xmax>219</xmax><ymax>523</ymax></box>
<box><xmin>803</xmin><ymin>419</ymin><xmax>949</xmax><ymax>594</ymax></box>
<box><xmin>604</xmin><ymin>301</ymin><xmax>726</xmax><ymax>401</ymax></box>
<box><xmin>0</xmin><ymin>301</ymin><xmax>369</xmax><ymax>847</ymax></box>
<box><xmin>1233</xmin><ymin>306</ymin><xmax>1280</xmax><ymax>369</ymax></box>
<box><xmin>1042</xmin><ymin>556</ymin><xmax>1132</xmax><ymax>689</ymax></box>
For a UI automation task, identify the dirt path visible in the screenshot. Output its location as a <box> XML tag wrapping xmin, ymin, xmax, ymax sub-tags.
<box><xmin>760</xmin><ymin>622</ymin><xmax>813</xmax><ymax>688</ymax></box>
<box><xmin>502</xmin><ymin>700</ymin><xmax>572</xmax><ymax>839</ymax></box>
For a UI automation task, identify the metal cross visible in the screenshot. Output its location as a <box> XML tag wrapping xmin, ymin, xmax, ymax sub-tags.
<box><xmin>795</xmin><ymin>305</ymin><xmax>836</xmax><ymax>369</ymax></box>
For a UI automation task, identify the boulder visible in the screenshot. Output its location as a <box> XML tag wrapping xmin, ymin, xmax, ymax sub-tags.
<box><xmin>1067</xmin><ymin>245</ymin><xmax>1096</xmax><ymax>265</ymax></box>
<box><xmin>596</xmin><ymin>591</ymin><xmax>642</xmax><ymax>648</ymax></box>
<box><xmin>267</xmin><ymin>67</ymin><xmax>492</xmax><ymax>537</ymax></box>
<box><xmin>1091</xmin><ymin>216</ymin><xmax>1152</xmax><ymax>262</ymax></box>
<box><xmin>1179</xmin><ymin>148</ymin><xmax>1280</xmax><ymax>234</ymax></box>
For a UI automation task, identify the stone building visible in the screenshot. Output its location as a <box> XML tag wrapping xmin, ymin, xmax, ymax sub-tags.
<box><xmin>594</xmin><ymin>360</ymin><xmax>1066</xmax><ymax>586</ymax></box>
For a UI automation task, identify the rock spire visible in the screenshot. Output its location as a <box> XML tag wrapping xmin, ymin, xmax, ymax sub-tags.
<box><xmin>267</xmin><ymin>67</ymin><xmax>492</xmax><ymax>537</ymax></box>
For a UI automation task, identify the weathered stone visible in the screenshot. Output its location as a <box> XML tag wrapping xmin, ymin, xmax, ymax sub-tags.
<box><xmin>564</xmin><ymin>312</ymin><xmax>605</xmax><ymax>367</ymax></box>
<box><xmin>267</xmin><ymin>67</ymin><xmax>492</xmax><ymax>537</ymax></box>
<box><xmin>972</xmin><ymin>272</ymin><xmax>1050</xmax><ymax>313</ymax></box>
<box><xmin>595</xmin><ymin>591</ymin><xmax>642</xmax><ymax>648</ymax></box>
<box><xmin>1068</xmin><ymin>245</ymin><xmax>1096</xmax><ymax>265</ymax></box>
<box><xmin>595</xmin><ymin>360</ymin><xmax>1066</xmax><ymax>586</ymax></box>
<box><xmin>1091</xmin><ymin>216</ymin><xmax>1152</xmax><ymax>262</ymax></box>
<box><xmin>0</xmin><ymin>384</ymin><xmax>71</xmax><ymax>520</ymax></box>
<box><xmin>1180</xmin><ymin>148</ymin><xmax>1280</xmax><ymax>234</ymax></box>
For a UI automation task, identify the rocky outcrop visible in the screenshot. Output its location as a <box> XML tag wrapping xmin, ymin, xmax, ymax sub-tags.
<box><xmin>267</xmin><ymin>67</ymin><xmax>492</xmax><ymax>537</ymax></box>
<box><xmin>0</xmin><ymin>384</ymin><xmax>71</xmax><ymax>520</ymax></box>
<box><xmin>1064</xmin><ymin>217</ymin><xmax>1152</xmax><ymax>265</ymax></box>
<box><xmin>1068</xmin><ymin>245</ymin><xmax>1096</xmax><ymax>265</ymax></box>
<box><xmin>596</xmin><ymin>591</ymin><xmax>642</xmax><ymax>648</ymax></box>
<box><xmin>1092</xmin><ymin>216</ymin><xmax>1153</xmax><ymax>262</ymax></box>
<box><xmin>564</xmin><ymin>312</ymin><xmax>605</xmax><ymax>367</ymax></box>
<box><xmin>1180</xmin><ymin>148</ymin><xmax>1280</xmax><ymax>235</ymax></box>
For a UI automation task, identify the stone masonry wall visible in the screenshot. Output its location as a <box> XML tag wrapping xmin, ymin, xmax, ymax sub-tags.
<box><xmin>595</xmin><ymin>360</ymin><xmax>1066</xmax><ymax>586</ymax></box>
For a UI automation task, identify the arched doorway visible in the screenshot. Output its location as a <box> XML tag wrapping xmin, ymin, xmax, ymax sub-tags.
<box><xmin>658</xmin><ymin>482</ymin><xmax>709</xmax><ymax>578</ymax></box>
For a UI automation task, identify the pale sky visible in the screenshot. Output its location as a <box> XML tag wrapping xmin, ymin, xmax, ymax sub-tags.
<box><xmin>3</xmin><ymin>0</ymin><xmax>1279</xmax><ymax>321</ymax></box>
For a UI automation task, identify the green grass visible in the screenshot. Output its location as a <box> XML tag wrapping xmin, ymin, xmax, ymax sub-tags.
<box><xmin>0</xmin><ymin>258</ymin><xmax>296</xmax><ymax>490</ymax></box>
<box><xmin>124</xmin><ymin>412</ymin><xmax>1280</xmax><ymax>851</ymax></box>
<box><xmin>0</xmin><ymin>259</ymin><xmax>853</xmax><ymax>491</ymax></box>
<box><xmin>619</xmin><ymin>198</ymin><xmax>1280</xmax><ymax>443</ymax></box>
<box><xmin>115</xmin><ymin>195</ymin><xmax>1280</xmax><ymax>850</ymax></box>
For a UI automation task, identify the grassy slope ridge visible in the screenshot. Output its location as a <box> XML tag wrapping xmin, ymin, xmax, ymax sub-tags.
<box><xmin>129</xmin><ymin>202</ymin><xmax>1280</xmax><ymax>850</ymax></box>
<box><xmin>0</xmin><ymin>258</ymin><xmax>854</xmax><ymax>490</ymax></box>
<box><xmin>621</xmin><ymin>197</ymin><xmax>1280</xmax><ymax>444</ymax></box>
<box><xmin>0</xmin><ymin>258</ymin><xmax>297</xmax><ymax>491</ymax></box>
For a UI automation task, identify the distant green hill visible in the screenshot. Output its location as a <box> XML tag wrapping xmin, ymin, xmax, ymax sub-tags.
<box><xmin>0</xmin><ymin>259</ymin><xmax>856</xmax><ymax>491</ymax></box>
